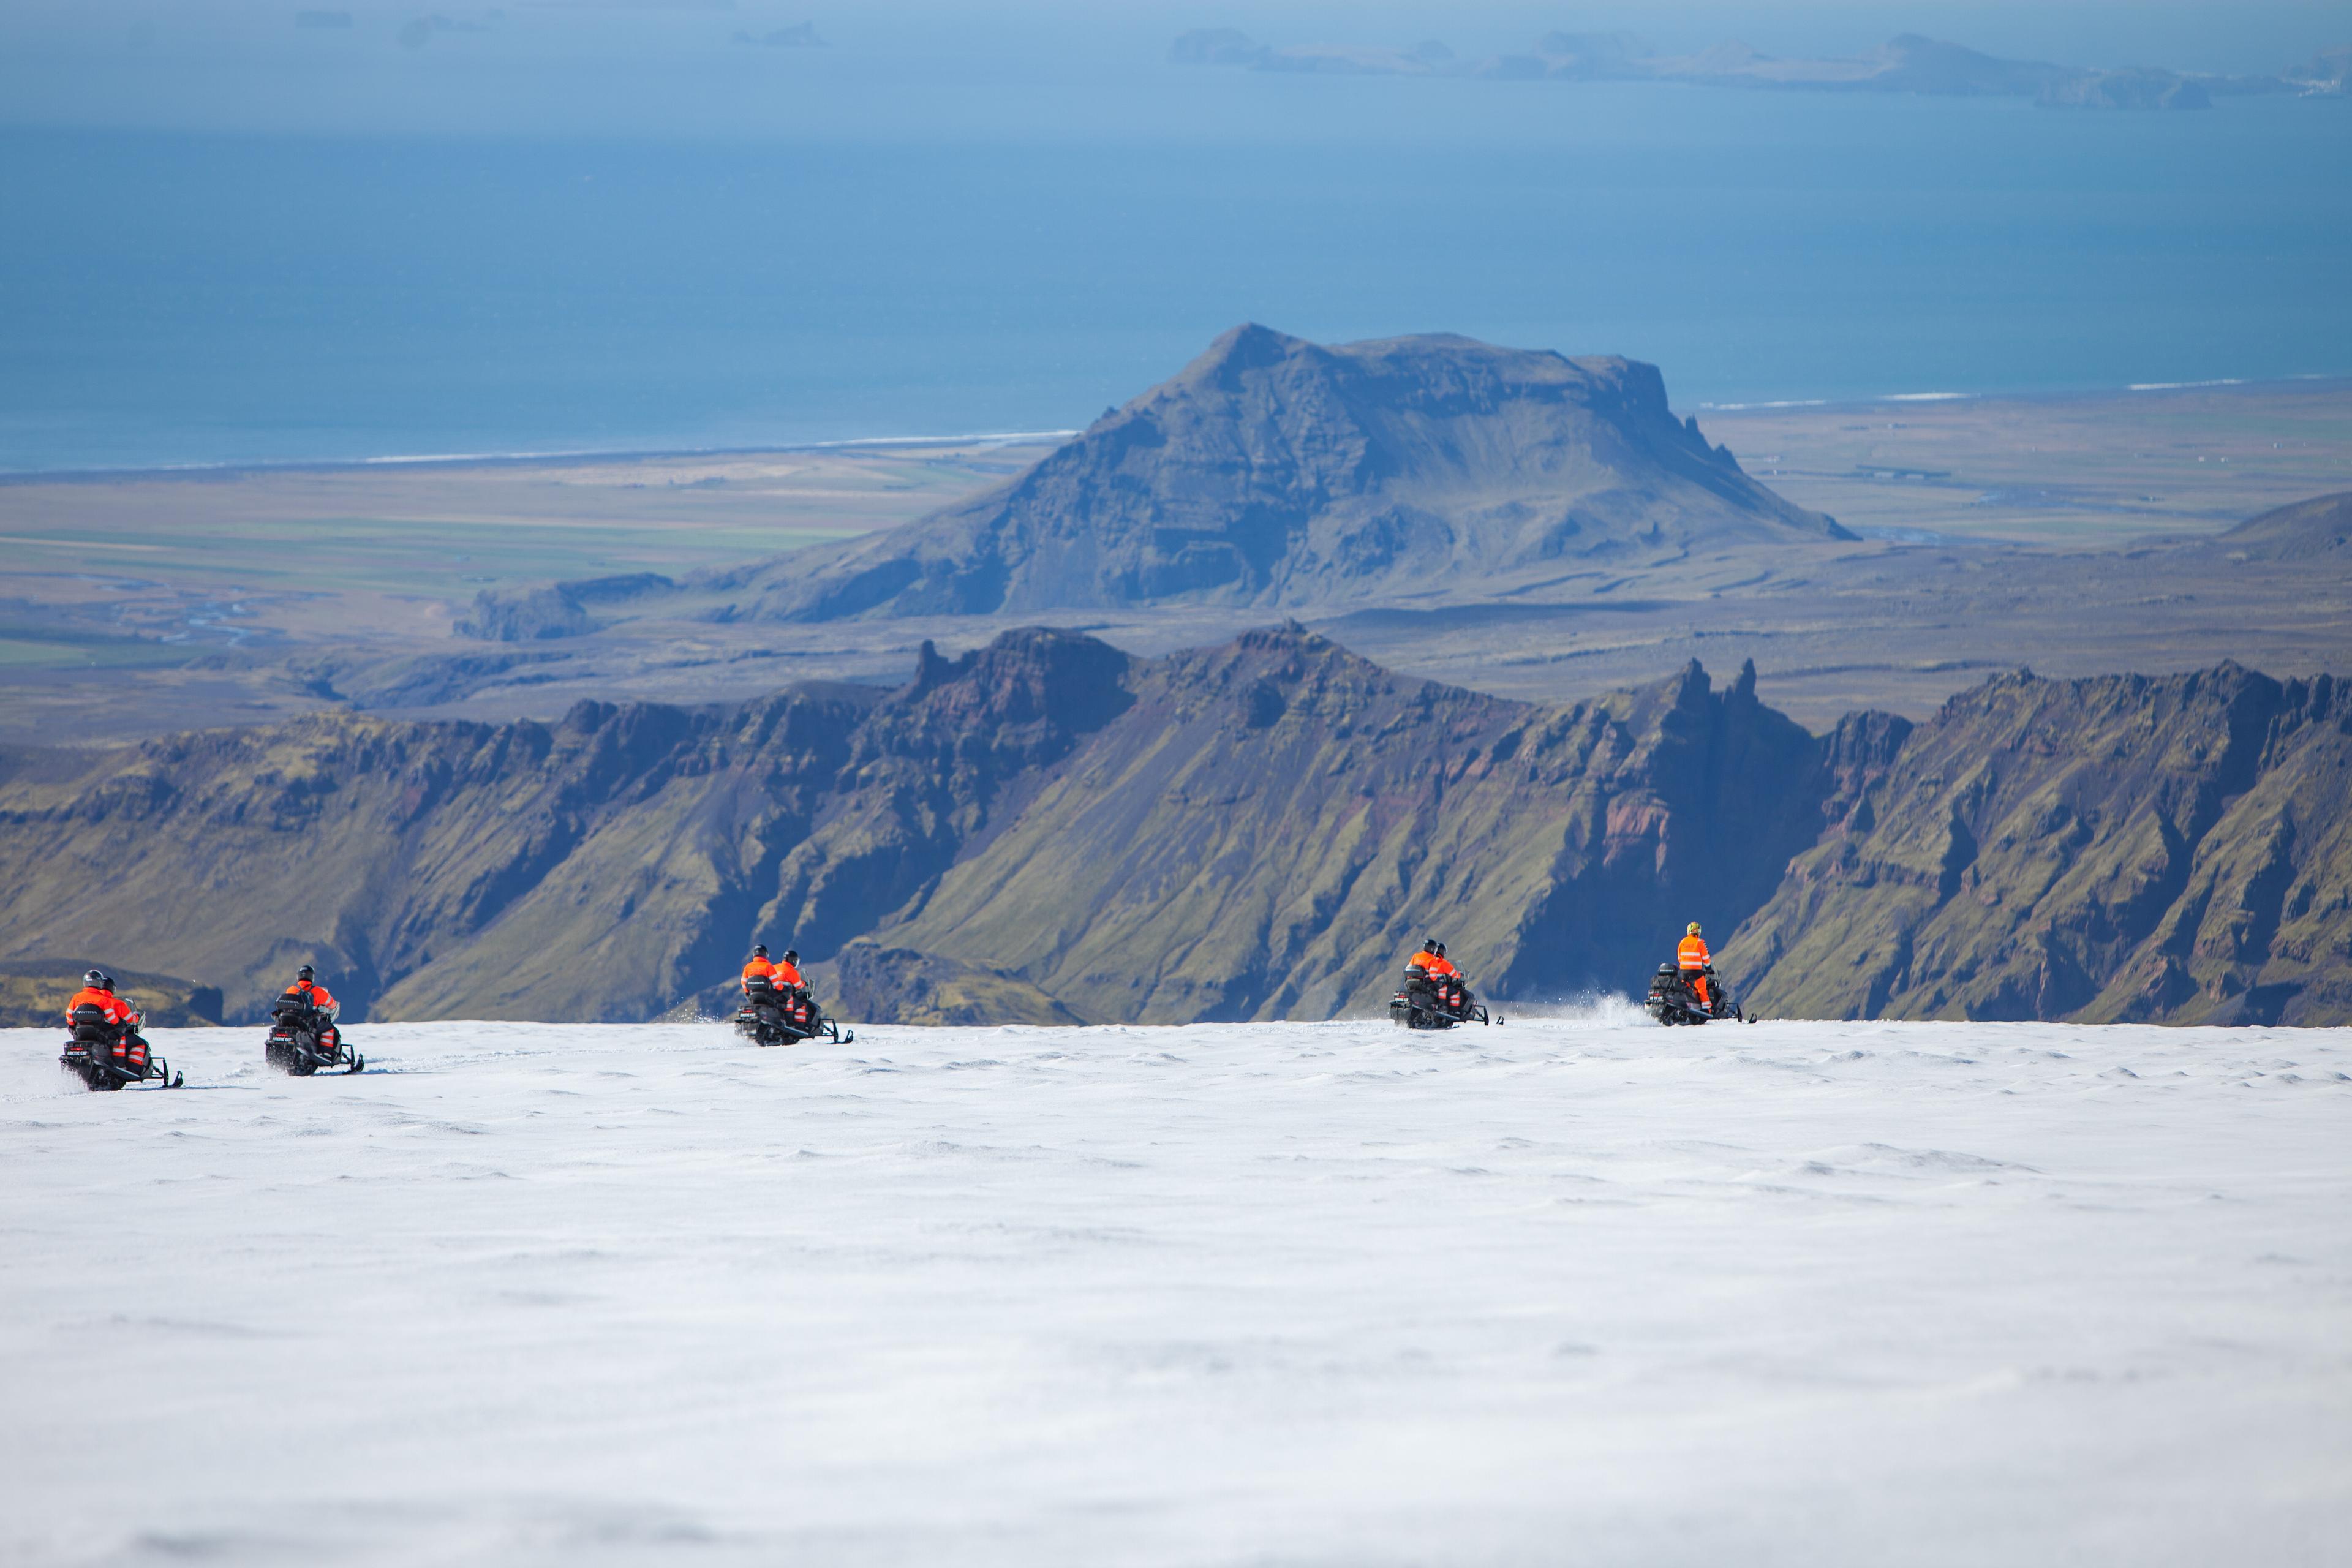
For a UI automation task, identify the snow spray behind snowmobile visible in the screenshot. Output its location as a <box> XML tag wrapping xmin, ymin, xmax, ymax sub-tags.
<box><xmin>1390</xmin><ymin>964</ymin><xmax>1495</xmax><ymax>1030</ymax></box>
<box><xmin>264</xmin><ymin>995</ymin><xmax>363</xmax><ymax>1076</ymax></box>
<box><xmin>1645</xmin><ymin>964</ymin><xmax>1754</xmax><ymax>1025</ymax></box>
<box><xmin>736</xmin><ymin>974</ymin><xmax>854</xmax><ymax>1047</ymax></box>
<box><xmin>58</xmin><ymin>1003</ymin><xmax>181</xmax><ymax>1091</ymax></box>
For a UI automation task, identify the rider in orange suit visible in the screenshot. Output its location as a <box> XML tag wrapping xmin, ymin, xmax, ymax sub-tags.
<box><xmin>1408</xmin><ymin>940</ymin><xmax>1463</xmax><ymax>1008</ymax></box>
<box><xmin>67</xmin><ymin>970</ymin><xmax>146</xmax><ymax>1071</ymax></box>
<box><xmin>282</xmin><ymin>965</ymin><xmax>342</xmax><ymax>1048</ymax></box>
<box><xmin>742</xmin><ymin>944</ymin><xmax>781</xmax><ymax>992</ymax></box>
<box><xmin>65</xmin><ymin>971</ymin><xmax>132</xmax><ymax>1028</ymax></box>
<box><xmin>1677</xmin><ymin>923</ymin><xmax>1713</xmax><ymax>1009</ymax></box>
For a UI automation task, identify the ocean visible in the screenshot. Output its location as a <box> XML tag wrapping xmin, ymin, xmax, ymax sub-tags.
<box><xmin>2</xmin><ymin>37</ymin><xmax>2347</xmax><ymax>473</ymax></box>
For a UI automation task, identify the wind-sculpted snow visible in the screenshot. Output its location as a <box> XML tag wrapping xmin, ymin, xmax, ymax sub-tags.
<box><xmin>2</xmin><ymin>1019</ymin><xmax>2346</xmax><ymax>1565</ymax></box>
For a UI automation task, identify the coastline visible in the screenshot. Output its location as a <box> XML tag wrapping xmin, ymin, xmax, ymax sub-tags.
<box><xmin>0</xmin><ymin>428</ymin><xmax>1083</xmax><ymax>488</ymax></box>
<box><xmin>7</xmin><ymin>376</ymin><xmax>2350</xmax><ymax>485</ymax></box>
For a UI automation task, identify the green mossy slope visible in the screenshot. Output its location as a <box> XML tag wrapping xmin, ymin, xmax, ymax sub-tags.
<box><xmin>1724</xmin><ymin>666</ymin><xmax>2352</xmax><ymax>1025</ymax></box>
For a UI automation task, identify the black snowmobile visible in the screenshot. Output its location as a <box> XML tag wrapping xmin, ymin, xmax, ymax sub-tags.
<box><xmin>1645</xmin><ymin>963</ymin><xmax>1753</xmax><ymax>1025</ymax></box>
<box><xmin>59</xmin><ymin>1002</ymin><xmax>181</xmax><ymax>1091</ymax></box>
<box><xmin>1390</xmin><ymin>964</ymin><xmax>1494</xmax><ymax>1030</ymax></box>
<box><xmin>735</xmin><ymin>974</ymin><xmax>854</xmax><ymax>1047</ymax></box>
<box><xmin>265</xmin><ymin>995</ymin><xmax>363</xmax><ymax>1076</ymax></box>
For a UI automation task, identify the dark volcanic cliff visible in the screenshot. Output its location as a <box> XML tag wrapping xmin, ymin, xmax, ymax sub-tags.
<box><xmin>5</xmin><ymin>632</ymin><xmax>2345</xmax><ymax>1026</ymax></box>
<box><xmin>718</xmin><ymin>326</ymin><xmax>1847</xmax><ymax>622</ymax></box>
<box><xmin>1724</xmin><ymin>666</ymin><xmax>2352</xmax><ymax>1025</ymax></box>
<box><xmin>860</xmin><ymin>631</ymin><xmax>1825</xmax><ymax>1022</ymax></box>
<box><xmin>0</xmin><ymin>628</ymin><xmax>1821</xmax><ymax>1024</ymax></box>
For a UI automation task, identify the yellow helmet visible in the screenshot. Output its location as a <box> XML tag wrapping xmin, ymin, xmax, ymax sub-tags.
<box><xmin>1687</xmin><ymin>922</ymin><xmax>1702</xmax><ymax>935</ymax></box>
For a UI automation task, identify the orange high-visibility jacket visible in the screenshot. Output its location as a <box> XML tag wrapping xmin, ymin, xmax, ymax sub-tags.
<box><xmin>738</xmin><ymin>959</ymin><xmax>794</xmax><ymax>992</ymax></box>
<box><xmin>65</xmin><ymin>986</ymin><xmax>130</xmax><ymax>1025</ymax></box>
<box><xmin>283</xmin><ymin>979</ymin><xmax>339</xmax><ymax>1013</ymax></box>
<box><xmin>1677</xmin><ymin>934</ymin><xmax>1712</xmax><ymax>970</ymax></box>
<box><xmin>773</xmin><ymin>961</ymin><xmax>805</xmax><ymax>989</ymax></box>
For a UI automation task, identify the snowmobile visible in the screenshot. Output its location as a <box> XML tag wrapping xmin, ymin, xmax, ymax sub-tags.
<box><xmin>58</xmin><ymin>1002</ymin><xmax>181</xmax><ymax>1091</ymax></box>
<box><xmin>734</xmin><ymin>974</ymin><xmax>854</xmax><ymax>1047</ymax></box>
<box><xmin>1645</xmin><ymin>963</ymin><xmax>1753</xmax><ymax>1025</ymax></box>
<box><xmin>264</xmin><ymin>995</ymin><xmax>364</xmax><ymax>1076</ymax></box>
<box><xmin>1390</xmin><ymin>965</ymin><xmax>1494</xmax><ymax>1030</ymax></box>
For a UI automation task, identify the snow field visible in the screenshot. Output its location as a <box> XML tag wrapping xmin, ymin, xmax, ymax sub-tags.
<box><xmin>2</xmin><ymin>1015</ymin><xmax>2348</xmax><ymax>1566</ymax></box>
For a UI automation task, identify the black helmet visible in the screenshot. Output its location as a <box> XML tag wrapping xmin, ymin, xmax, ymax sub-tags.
<box><xmin>85</xmin><ymin>968</ymin><xmax>105</xmax><ymax>986</ymax></box>
<box><xmin>1433</xmin><ymin>941</ymin><xmax>1446</xmax><ymax>957</ymax></box>
<box><xmin>100</xmin><ymin>973</ymin><xmax>116</xmax><ymax>989</ymax></box>
<box><xmin>297</xmin><ymin>965</ymin><xmax>315</xmax><ymax>982</ymax></box>
<box><xmin>753</xmin><ymin>944</ymin><xmax>769</xmax><ymax>958</ymax></box>
<box><xmin>782</xmin><ymin>949</ymin><xmax>799</xmax><ymax>965</ymax></box>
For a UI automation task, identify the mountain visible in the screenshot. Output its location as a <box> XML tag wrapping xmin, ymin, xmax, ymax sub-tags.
<box><xmin>835</xmin><ymin>628</ymin><xmax>1826</xmax><ymax>1023</ymax></box>
<box><xmin>2209</xmin><ymin>490</ymin><xmax>2352</xmax><ymax>561</ymax></box>
<box><xmin>0</xmin><ymin>636</ymin><xmax>1134</xmax><ymax>1025</ymax></box>
<box><xmin>5</xmin><ymin>628</ymin><xmax>2345</xmax><ymax>1027</ymax></box>
<box><xmin>1724</xmin><ymin>665</ymin><xmax>2352</xmax><ymax>1025</ymax></box>
<box><xmin>717</xmin><ymin>326</ymin><xmax>1848</xmax><ymax>622</ymax></box>
<box><xmin>0</xmin><ymin>628</ymin><xmax>1825</xmax><ymax>1025</ymax></box>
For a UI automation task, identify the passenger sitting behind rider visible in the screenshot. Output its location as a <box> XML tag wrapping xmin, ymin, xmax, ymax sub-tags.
<box><xmin>66</xmin><ymin>968</ymin><xmax>133</xmax><ymax>1033</ymax></box>
<box><xmin>67</xmin><ymin>969</ymin><xmax>150</xmax><ymax>1072</ymax></box>
<box><xmin>1406</xmin><ymin>938</ymin><xmax>1468</xmax><ymax>1011</ymax></box>
<box><xmin>743</xmin><ymin>944</ymin><xmax>806</xmax><ymax>993</ymax></box>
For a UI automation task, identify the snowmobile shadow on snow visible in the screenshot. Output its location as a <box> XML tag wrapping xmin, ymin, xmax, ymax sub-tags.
<box><xmin>735</xmin><ymin>975</ymin><xmax>854</xmax><ymax>1048</ymax></box>
<box><xmin>1645</xmin><ymin>964</ymin><xmax>1757</xmax><ymax>1026</ymax></box>
<box><xmin>58</xmin><ymin>1004</ymin><xmax>181</xmax><ymax>1091</ymax></box>
<box><xmin>263</xmin><ymin>996</ymin><xmax>364</xmax><ymax>1076</ymax></box>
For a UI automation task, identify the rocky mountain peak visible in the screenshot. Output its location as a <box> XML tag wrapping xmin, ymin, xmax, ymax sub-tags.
<box><xmin>723</xmin><ymin>327</ymin><xmax>1851</xmax><ymax>623</ymax></box>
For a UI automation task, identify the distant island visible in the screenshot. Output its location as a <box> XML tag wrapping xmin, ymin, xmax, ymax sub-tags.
<box><xmin>1171</xmin><ymin>29</ymin><xmax>2352</xmax><ymax>113</ymax></box>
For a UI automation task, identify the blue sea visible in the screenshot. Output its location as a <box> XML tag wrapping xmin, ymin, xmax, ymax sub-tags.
<box><xmin>2</xmin><ymin>7</ymin><xmax>2348</xmax><ymax>473</ymax></box>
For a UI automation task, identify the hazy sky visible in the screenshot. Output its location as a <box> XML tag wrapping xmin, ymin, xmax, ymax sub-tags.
<box><xmin>2</xmin><ymin>2</ymin><xmax>2343</xmax><ymax>138</ymax></box>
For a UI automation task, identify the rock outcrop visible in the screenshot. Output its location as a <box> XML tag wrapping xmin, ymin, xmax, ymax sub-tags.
<box><xmin>457</xmin><ymin>573</ymin><xmax>673</xmax><ymax>641</ymax></box>
<box><xmin>718</xmin><ymin>326</ymin><xmax>1847</xmax><ymax>622</ymax></box>
<box><xmin>0</xmin><ymin>628</ymin><xmax>1822</xmax><ymax>1024</ymax></box>
<box><xmin>4</xmin><ymin>628</ymin><xmax>2344</xmax><ymax>1026</ymax></box>
<box><xmin>0</xmin><ymin>962</ymin><xmax>222</xmax><ymax>1029</ymax></box>
<box><xmin>866</xmin><ymin>630</ymin><xmax>1826</xmax><ymax>1021</ymax></box>
<box><xmin>2209</xmin><ymin>490</ymin><xmax>2352</xmax><ymax>562</ymax></box>
<box><xmin>1724</xmin><ymin>665</ymin><xmax>2352</xmax><ymax>1025</ymax></box>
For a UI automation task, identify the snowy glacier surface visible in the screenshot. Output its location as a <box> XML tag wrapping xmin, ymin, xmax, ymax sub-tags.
<box><xmin>2</xmin><ymin>1013</ymin><xmax>2347</xmax><ymax>1566</ymax></box>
